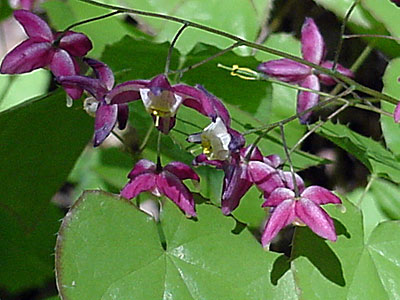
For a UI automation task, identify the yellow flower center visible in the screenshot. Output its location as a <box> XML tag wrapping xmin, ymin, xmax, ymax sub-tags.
<box><xmin>201</xmin><ymin>137</ymin><xmax>212</xmax><ymax>156</ymax></box>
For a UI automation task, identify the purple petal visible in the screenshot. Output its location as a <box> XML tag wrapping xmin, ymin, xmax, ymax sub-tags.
<box><xmin>106</xmin><ymin>81</ymin><xmax>146</xmax><ymax>104</ymax></box>
<box><xmin>93</xmin><ymin>103</ymin><xmax>118</xmax><ymax>147</ymax></box>
<box><xmin>158</xmin><ymin>172</ymin><xmax>196</xmax><ymax>217</ymax></box>
<box><xmin>193</xmin><ymin>154</ymin><xmax>225</xmax><ymax>168</ymax></box>
<box><xmin>261</xmin><ymin>199</ymin><xmax>296</xmax><ymax>246</ymax></box>
<box><xmin>121</xmin><ymin>172</ymin><xmax>157</xmax><ymax>199</ymax></box>
<box><xmin>297</xmin><ymin>74</ymin><xmax>320</xmax><ymax>124</ymax></box>
<box><xmin>264</xmin><ymin>154</ymin><xmax>282</xmax><ymax>168</ymax></box>
<box><xmin>128</xmin><ymin>159</ymin><xmax>156</xmax><ymax>179</ymax></box>
<box><xmin>394</xmin><ymin>102</ymin><xmax>400</xmax><ymax>123</ymax></box>
<box><xmin>154</xmin><ymin>116</ymin><xmax>176</xmax><ymax>134</ymax></box>
<box><xmin>57</xmin><ymin>75</ymin><xmax>107</xmax><ymax>100</ymax></box>
<box><xmin>85</xmin><ymin>58</ymin><xmax>114</xmax><ymax>90</ymax></box>
<box><xmin>295</xmin><ymin>198</ymin><xmax>337</xmax><ymax>241</ymax></box>
<box><xmin>280</xmin><ymin>171</ymin><xmax>305</xmax><ymax>194</ymax></box>
<box><xmin>301</xmin><ymin>17</ymin><xmax>325</xmax><ymax>65</ymax></box>
<box><xmin>221</xmin><ymin>164</ymin><xmax>252</xmax><ymax>215</ymax></box>
<box><xmin>177</xmin><ymin>84</ymin><xmax>231</xmax><ymax>126</ymax></box>
<box><xmin>164</xmin><ymin>162</ymin><xmax>200</xmax><ymax>181</ymax></box>
<box><xmin>117</xmin><ymin>104</ymin><xmax>129</xmax><ymax>130</ymax></box>
<box><xmin>58</xmin><ymin>31</ymin><xmax>92</xmax><ymax>57</ymax></box>
<box><xmin>248</xmin><ymin>161</ymin><xmax>284</xmax><ymax>195</ymax></box>
<box><xmin>263</xmin><ymin>187</ymin><xmax>295</xmax><ymax>207</ymax></box>
<box><xmin>239</xmin><ymin>145</ymin><xmax>264</xmax><ymax>161</ymax></box>
<box><xmin>301</xmin><ymin>186</ymin><xmax>341</xmax><ymax>205</ymax></box>
<box><xmin>19</xmin><ymin>0</ymin><xmax>36</xmax><ymax>10</ymax></box>
<box><xmin>148</xmin><ymin>74</ymin><xmax>173</xmax><ymax>95</ymax></box>
<box><xmin>319</xmin><ymin>61</ymin><xmax>354</xmax><ymax>86</ymax></box>
<box><xmin>0</xmin><ymin>40</ymin><xmax>52</xmax><ymax>74</ymax></box>
<box><xmin>228</xmin><ymin>128</ymin><xmax>245</xmax><ymax>152</ymax></box>
<box><xmin>257</xmin><ymin>59</ymin><xmax>311</xmax><ymax>82</ymax></box>
<box><xmin>221</xmin><ymin>163</ymin><xmax>252</xmax><ymax>215</ymax></box>
<box><xmin>14</xmin><ymin>10</ymin><xmax>53</xmax><ymax>41</ymax></box>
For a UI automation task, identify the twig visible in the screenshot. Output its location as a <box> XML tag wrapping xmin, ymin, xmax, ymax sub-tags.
<box><xmin>165</xmin><ymin>23</ymin><xmax>188</xmax><ymax>74</ymax></box>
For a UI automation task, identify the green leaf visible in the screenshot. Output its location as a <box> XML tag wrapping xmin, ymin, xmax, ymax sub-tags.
<box><xmin>56</xmin><ymin>191</ymin><xmax>297</xmax><ymax>299</ymax></box>
<box><xmin>369</xmin><ymin>178</ymin><xmax>400</xmax><ymax>220</ymax></box>
<box><xmin>316</xmin><ymin>121</ymin><xmax>400</xmax><ymax>183</ymax></box>
<box><xmin>292</xmin><ymin>198</ymin><xmax>400</xmax><ymax>299</ymax></box>
<box><xmin>120</xmin><ymin>0</ymin><xmax>271</xmax><ymax>55</ymax></box>
<box><xmin>0</xmin><ymin>0</ymin><xmax>12</xmax><ymax>22</ymax></box>
<box><xmin>312</xmin><ymin>0</ymin><xmax>400</xmax><ymax>57</ymax></box>
<box><xmin>0</xmin><ymin>70</ymin><xmax>50</xmax><ymax>112</ymax></box>
<box><xmin>0</xmin><ymin>90</ymin><xmax>93</xmax><ymax>292</ymax></box>
<box><xmin>381</xmin><ymin>58</ymin><xmax>400</xmax><ymax>156</ymax></box>
<box><xmin>43</xmin><ymin>0</ymin><xmax>138</xmax><ymax>57</ymax></box>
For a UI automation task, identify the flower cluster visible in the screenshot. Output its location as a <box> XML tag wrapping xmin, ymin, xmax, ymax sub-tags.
<box><xmin>0</xmin><ymin>11</ymin><xmax>344</xmax><ymax>247</ymax></box>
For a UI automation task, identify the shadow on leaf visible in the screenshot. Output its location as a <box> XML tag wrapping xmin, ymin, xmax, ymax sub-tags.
<box><xmin>270</xmin><ymin>254</ymin><xmax>291</xmax><ymax>285</ymax></box>
<box><xmin>292</xmin><ymin>226</ymin><xmax>345</xmax><ymax>286</ymax></box>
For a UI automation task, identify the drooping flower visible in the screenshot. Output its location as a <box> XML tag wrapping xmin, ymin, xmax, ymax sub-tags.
<box><xmin>261</xmin><ymin>186</ymin><xmax>342</xmax><ymax>246</ymax></box>
<box><xmin>121</xmin><ymin>159</ymin><xmax>200</xmax><ymax>217</ymax></box>
<box><xmin>257</xmin><ymin>18</ymin><xmax>353</xmax><ymax>123</ymax></box>
<box><xmin>0</xmin><ymin>10</ymin><xmax>92</xmax><ymax>99</ymax></box>
<box><xmin>58</xmin><ymin>58</ymin><xmax>140</xmax><ymax>146</ymax></box>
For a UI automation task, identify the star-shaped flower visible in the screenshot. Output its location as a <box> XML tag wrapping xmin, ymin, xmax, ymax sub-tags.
<box><xmin>261</xmin><ymin>186</ymin><xmax>342</xmax><ymax>246</ymax></box>
<box><xmin>257</xmin><ymin>18</ymin><xmax>353</xmax><ymax>123</ymax></box>
<box><xmin>0</xmin><ymin>10</ymin><xmax>92</xmax><ymax>99</ymax></box>
<box><xmin>121</xmin><ymin>159</ymin><xmax>200</xmax><ymax>217</ymax></box>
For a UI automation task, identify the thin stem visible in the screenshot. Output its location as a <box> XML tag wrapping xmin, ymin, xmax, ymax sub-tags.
<box><xmin>287</xmin><ymin>101</ymin><xmax>350</xmax><ymax>158</ymax></box>
<box><xmin>332</xmin><ymin>0</ymin><xmax>360</xmax><ymax>71</ymax></box>
<box><xmin>156</xmin><ymin>130</ymin><xmax>162</xmax><ymax>170</ymax></box>
<box><xmin>65</xmin><ymin>11</ymin><xmax>121</xmax><ymax>31</ymax></box>
<box><xmin>139</xmin><ymin>122</ymin><xmax>155</xmax><ymax>152</ymax></box>
<box><xmin>357</xmin><ymin>174</ymin><xmax>376</xmax><ymax>206</ymax></box>
<box><xmin>176</xmin><ymin>116</ymin><xmax>204</xmax><ymax>130</ymax></box>
<box><xmin>344</xmin><ymin>34</ymin><xmax>400</xmax><ymax>43</ymax></box>
<box><xmin>77</xmin><ymin>0</ymin><xmax>397</xmax><ymax>105</ymax></box>
<box><xmin>169</xmin><ymin>42</ymin><xmax>241</xmax><ymax>75</ymax></box>
<box><xmin>280</xmin><ymin>124</ymin><xmax>299</xmax><ymax>197</ymax></box>
<box><xmin>165</xmin><ymin>23</ymin><xmax>188</xmax><ymax>74</ymax></box>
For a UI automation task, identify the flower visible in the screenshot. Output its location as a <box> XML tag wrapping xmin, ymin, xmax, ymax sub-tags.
<box><xmin>257</xmin><ymin>18</ymin><xmax>353</xmax><ymax>123</ymax></box>
<box><xmin>58</xmin><ymin>58</ymin><xmax>140</xmax><ymax>146</ymax></box>
<box><xmin>0</xmin><ymin>10</ymin><xmax>92</xmax><ymax>99</ymax></box>
<box><xmin>121</xmin><ymin>159</ymin><xmax>200</xmax><ymax>217</ymax></box>
<box><xmin>261</xmin><ymin>186</ymin><xmax>342</xmax><ymax>246</ymax></box>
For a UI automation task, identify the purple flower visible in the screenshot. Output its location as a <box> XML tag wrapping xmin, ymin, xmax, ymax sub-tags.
<box><xmin>58</xmin><ymin>58</ymin><xmax>143</xmax><ymax>146</ymax></box>
<box><xmin>261</xmin><ymin>186</ymin><xmax>342</xmax><ymax>246</ymax></box>
<box><xmin>0</xmin><ymin>10</ymin><xmax>92</xmax><ymax>99</ymax></box>
<box><xmin>257</xmin><ymin>18</ymin><xmax>353</xmax><ymax>123</ymax></box>
<box><xmin>121</xmin><ymin>159</ymin><xmax>200</xmax><ymax>217</ymax></box>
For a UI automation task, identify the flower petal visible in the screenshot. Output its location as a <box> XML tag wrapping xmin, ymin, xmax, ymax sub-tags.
<box><xmin>84</xmin><ymin>58</ymin><xmax>114</xmax><ymax>90</ymax></box>
<box><xmin>0</xmin><ymin>40</ymin><xmax>52</xmax><ymax>74</ymax></box>
<box><xmin>296</xmin><ymin>198</ymin><xmax>337</xmax><ymax>241</ymax></box>
<box><xmin>117</xmin><ymin>104</ymin><xmax>129</xmax><ymax>130</ymax></box>
<box><xmin>57</xmin><ymin>75</ymin><xmax>107</xmax><ymax>100</ymax></box>
<box><xmin>297</xmin><ymin>74</ymin><xmax>320</xmax><ymax>124</ymax></box>
<box><xmin>164</xmin><ymin>162</ymin><xmax>200</xmax><ymax>181</ymax></box>
<box><xmin>221</xmin><ymin>163</ymin><xmax>252</xmax><ymax>215</ymax></box>
<box><xmin>148</xmin><ymin>74</ymin><xmax>172</xmax><ymax>94</ymax></box>
<box><xmin>106</xmin><ymin>81</ymin><xmax>147</xmax><ymax>104</ymax></box>
<box><xmin>248</xmin><ymin>161</ymin><xmax>284</xmax><ymax>195</ymax></box>
<box><xmin>127</xmin><ymin>159</ymin><xmax>156</xmax><ymax>179</ymax></box>
<box><xmin>280</xmin><ymin>171</ymin><xmax>305</xmax><ymax>194</ymax></box>
<box><xmin>93</xmin><ymin>103</ymin><xmax>118</xmax><ymax>147</ymax></box>
<box><xmin>264</xmin><ymin>154</ymin><xmax>282</xmax><ymax>168</ymax></box>
<box><xmin>121</xmin><ymin>172</ymin><xmax>157</xmax><ymax>199</ymax></box>
<box><xmin>192</xmin><ymin>154</ymin><xmax>225</xmax><ymax>168</ymax></box>
<box><xmin>153</xmin><ymin>116</ymin><xmax>176</xmax><ymax>134</ymax></box>
<box><xmin>262</xmin><ymin>187</ymin><xmax>295</xmax><ymax>207</ymax></box>
<box><xmin>228</xmin><ymin>128</ymin><xmax>245</xmax><ymax>152</ymax></box>
<box><xmin>394</xmin><ymin>102</ymin><xmax>400</xmax><ymax>123</ymax></box>
<box><xmin>319</xmin><ymin>61</ymin><xmax>354</xmax><ymax>86</ymax></box>
<box><xmin>261</xmin><ymin>199</ymin><xmax>296</xmax><ymax>246</ymax></box>
<box><xmin>158</xmin><ymin>172</ymin><xmax>197</xmax><ymax>217</ymax></box>
<box><xmin>301</xmin><ymin>17</ymin><xmax>325</xmax><ymax>65</ymax></box>
<box><xmin>257</xmin><ymin>59</ymin><xmax>311</xmax><ymax>82</ymax></box>
<box><xmin>240</xmin><ymin>145</ymin><xmax>264</xmax><ymax>161</ymax></box>
<box><xmin>58</xmin><ymin>31</ymin><xmax>92</xmax><ymax>57</ymax></box>
<box><xmin>14</xmin><ymin>10</ymin><xmax>53</xmax><ymax>41</ymax></box>
<box><xmin>301</xmin><ymin>186</ymin><xmax>341</xmax><ymax>205</ymax></box>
